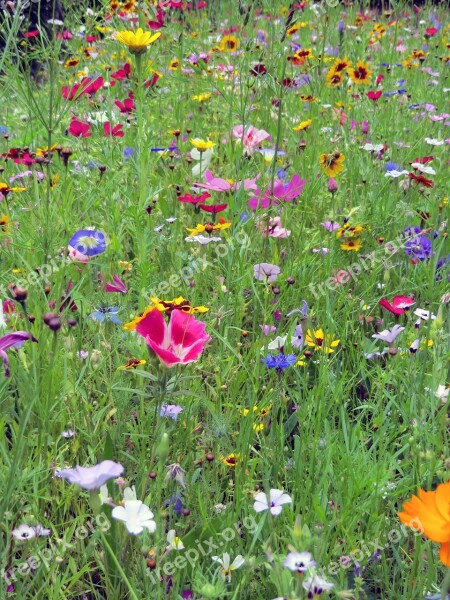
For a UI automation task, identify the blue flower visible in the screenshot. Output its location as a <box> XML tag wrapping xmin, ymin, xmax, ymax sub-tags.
<box><xmin>89</xmin><ymin>307</ymin><xmax>122</xmax><ymax>324</ymax></box>
<box><xmin>165</xmin><ymin>494</ymin><xmax>184</xmax><ymax>517</ymax></box>
<box><xmin>385</xmin><ymin>162</ymin><xmax>401</xmax><ymax>172</ymax></box>
<box><xmin>68</xmin><ymin>229</ymin><xmax>107</xmax><ymax>260</ymax></box>
<box><xmin>262</xmin><ymin>353</ymin><xmax>297</xmax><ymax>371</ymax></box>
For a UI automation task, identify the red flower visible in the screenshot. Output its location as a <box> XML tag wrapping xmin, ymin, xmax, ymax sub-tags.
<box><xmin>115</xmin><ymin>92</ymin><xmax>136</xmax><ymax>114</ymax></box>
<box><xmin>409</xmin><ymin>172</ymin><xmax>434</xmax><ymax>188</ymax></box>
<box><xmin>379</xmin><ymin>295</ymin><xmax>414</xmax><ymax>315</ymax></box>
<box><xmin>62</xmin><ymin>76</ymin><xmax>104</xmax><ymax>101</ymax></box>
<box><xmin>376</xmin><ymin>74</ymin><xmax>384</xmax><ymax>85</ymax></box>
<box><xmin>148</xmin><ymin>9</ymin><xmax>165</xmax><ymax>29</ymax></box>
<box><xmin>135</xmin><ymin>308</ymin><xmax>210</xmax><ymax>368</ymax></box>
<box><xmin>425</xmin><ymin>27</ymin><xmax>438</xmax><ymax>37</ymax></box>
<box><xmin>111</xmin><ymin>63</ymin><xmax>131</xmax><ymax>81</ymax></box>
<box><xmin>104</xmin><ymin>122</ymin><xmax>124</xmax><ymax>137</ymax></box>
<box><xmin>199</xmin><ymin>203</ymin><xmax>228</xmax><ymax>214</ymax></box>
<box><xmin>178</xmin><ymin>192</ymin><xmax>211</xmax><ymax>205</ymax></box>
<box><xmin>68</xmin><ymin>118</ymin><xmax>91</xmax><ymax>138</ymax></box>
<box><xmin>22</xmin><ymin>30</ymin><xmax>40</xmax><ymax>38</ymax></box>
<box><xmin>367</xmin><ymin>90</ymin><xmax>382</xmax><ymax>101</ymax></box>
<box><xmin>410</xmin><ymin>156</ymin><xmax>433</xmax><ymax>164</ymax></box>
<box><xmin>144</xmin><ymin>73</ymin><xmax>160</xmax><ymax>88</ymax></box>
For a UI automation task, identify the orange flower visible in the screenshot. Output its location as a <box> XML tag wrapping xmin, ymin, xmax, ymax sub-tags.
<box><xmin>398</xmin><ymin>481</ymin><xmax>450</xmax><ymax>566</ymax></box>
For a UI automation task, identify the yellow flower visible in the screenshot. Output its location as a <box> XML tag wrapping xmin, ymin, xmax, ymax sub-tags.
<box><xmin>341</xmin><ymin>239</ymin><xmax>362</xmax><ymax>251</ymax></box>
<box><xmin>169</xmin><ymin>58</ymin><xmax>180</xmax><ymax>70</ymax></box>
<box><xmin>319</xmin><ymin>152</ymin><xmax>346</xmax><ymax>176</ymax></box>
<box><xmin>190</xmin><ymin>138</ymin><xmax>215</xmax><ymax>152</ymax></box>
<box><xmin>118</xmin><ymin>358</ymin><xmax>147</xmax><ymax>370</ymax></box>
<box><xmin>186</xmin><ymin>221</ymin><xmax>231</xmax><ymax>237</ymax></box>
<box><xmin>64</xmin><ymin>57</ymin><xmax>80</xmax><ymax>68</ymax></box>
<box><xmin>192</xmin><ymin>93</ymin><xmax>212</xmax><ymax>102</ymax></box>
<box><xmin>218</xmin><ymin>35</ymin><xmax>240</xmax><ymax>52</ymax></box>
<box><xmin>336</xmin><ymin>224</ymin><xmax>364</xmax><ymax>238</ymax></box>
<box><xmin>293</xmin><ymin>119</ymin><xmax>312</xmax><ymax>132</ymax></box>
<box><xmin>150</xmin><ymin>296</ymin><xmax>209</xmax><ymax>314</ymax></box>
<box><xmin>0</xmin><ymin>214</ymin><xmax>10</xmax><ymax>233</ymax></box>
<box><xmin>221</xmin><ymin>453</ymin><xmax>240</xmax><ymax>467</ymax></box>
<box><xmin>115</xmin><ymin>28</ymin><xmax>161</xmax><ymax>55</ymax></box>
<box><xmin>306</xmin><ymin>329</ymin><xmax>340</xmax><ymax>354</ymax></box>
<box><xmin>118</xmin><ymin>260</ymin><xmax>133</xmax><ymax>271</ymax></box>
<box><xmin>0</xmin><ymin>183</ymin><xmax>26</xmax><ymax>195</ymax></box>
<box><xmin>348</xmin><ymin>60</ymin><xmax>372</xmax><ymax>85</ymax></box>
<box><xmin>253</xmin><ymin>423</ymin><xmax>264</xmax><ymax>432</ymax></box>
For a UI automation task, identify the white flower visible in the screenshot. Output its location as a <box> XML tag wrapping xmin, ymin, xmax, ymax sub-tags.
<box><xmin>0</xmin><ymin>302</ymin><xmax>6</xmax><ymax>330</ymax></box>
<box><xmin>12</xmin><ymin>524</ymin><xmax>37</xmax><ymax>541</ymax></box>
<box><xmin>302</xmin><ymin>574</ymin><xmax>334</xmax><ymax>594</ymax></box>
<box><xmin>267</xmin><ymin>336</ymin><xmax>288</xmax><ymax>351</ymax></box>
<box><xmin>385</xmin><ymin>170</ymin><xmax>409</xmax><ymax>178</ymax></box>
<box><xmin>167</xmin><ymin>529</ymin><xmax>184</xmax><ymax>550</ymax></box>
<box><xmin>111</xmin><ymin>500</ymin><xmax>156</xmax><ymax>535</ymax></box>
<box><xmin>185</xmin><ymin>235</ymin><xmax>222</xmax><ymax>244</ymax></box>
<box><xmin>191</xmin><ymin>147</ymin><xmax>213</xmax><ymax>176</ymax></box>
<box><xmin>372</xmin><ymin>324</ymin><xmax>405</xmax><ymax>344</ymax></box>
<box><xmin>410</xmin><ymin>162</ymin><xmax>436</xmax><ymax>175</ymax></box>
<box><xmin>413</xmin><ymin>308</ymin><xmax>436</xmax><ymax>321</ymax></box>
<box><xmin>61</xmin><ymin>429</ymin><xmax>75</xmax><ymax>438</ymax></box>
<box><xmin>253</xmin><ymin>489</ymin><xmax>292</xmax><ymax>516</ymax></box>
<box><xmin>424</xmin><ymin>137</ymin><xmax>444</xmax><ymax>146</ymax></box>
<box><xmin>434</xmin><ymin>385</ymin><xmax>449</xmax><ymax>403</ymax></box>
<box><xmin>283</xmin><ymin>551</ymin><xmax>316</xmax><ymax>572</ymax></box>
<box><xmin>123</xmin><ymin>485</ymin><xmax>137</xmax><ymax>501</ymax></box>
<box><xmin>360</xmin><ymin>143</ymin><xmax>384</xmax><ymax>152</ymax></box>
<box><xmin>99</xmin><ymin>484</ymin><xmax>111</xmax><ymax>505</ymax></box>
<box><xmin>212</xmin><ymin>553</ymin><xmax>244</xmax><ymax>582</ymax></box>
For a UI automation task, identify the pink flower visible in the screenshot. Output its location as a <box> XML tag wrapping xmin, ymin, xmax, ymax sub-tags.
<box><xmin>0</xmin><ymin>331</ymin><xmax>38</xmax><ymax>377</ymax></box>
<box><xmin>259</xmin><ymin>216</ymin><xmax>291</xmax><ymax>238</ymax></box>
<box><xmin>69</xmin><ymin>118</ymin><xmax>91</xmax><ymax>138</ymax></box>
<box><xmin>135</xmin><ymin>309</ymin><xmax>211</xmax><ymax>368</ymax></box>
<box><xmin>194</xmin><ymin>170</ymin><xmax>260</xmax><ymax>193</ymax></box>
<box><xmin>232</xmin><ymin>125</ymin><xmax>271</xmax><ymax>154</ymax></box>
<box><xmin>248</xmin><ymin>174</ymin><xmax>305</xmax><ymax>210</ymax></box>
<box><xmin>105</xmin><ymin>275</ymin><xmax>128</xmax><ymax>294</ymax></box>
<box><xmin>104</xmin><ymin>122</ymin><xmax>124</xmax><ymax>137</ymax></box>
<box><xmin>379</xmin><ymin>295</ymin><xmax>415</xmax><ymax>315</ymax></box>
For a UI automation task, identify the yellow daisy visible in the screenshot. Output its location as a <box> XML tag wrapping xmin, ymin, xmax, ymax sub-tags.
<box><xmin>115</xmin><ymin>29</ymin><xmax>161</xmax><ymax>55</ymax></box>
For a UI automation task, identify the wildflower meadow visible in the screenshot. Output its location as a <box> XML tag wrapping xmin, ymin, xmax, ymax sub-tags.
<box><xmin>0</xmin><ymin>0</ymin><xmax>449</xmax><ymax>598</ymax></box>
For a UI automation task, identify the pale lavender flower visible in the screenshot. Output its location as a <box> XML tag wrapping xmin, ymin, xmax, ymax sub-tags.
<box><xmin>160</xmin><ymin>404</ymin><xmax>183</xmax><ymax>420</ymax></box>
<box><xmin>253</xmin><ymin>263</ymin><xmax>281</xmax><ymax>283</ymax></box>
<box><xmin>372</xmin><ymin>324</ymin><xmax>405</xmax><ymax>344</ymax></box>
<box><xmin>56</xmin><ymin>460</ymin><xmax>124</xmax><ymax>490</ymax></box>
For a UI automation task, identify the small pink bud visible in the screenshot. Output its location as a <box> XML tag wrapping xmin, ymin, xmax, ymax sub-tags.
<box><xmin>328</xmin><ymin>178</ymin><xmax>338</xmax><ymax>193</ymax></box>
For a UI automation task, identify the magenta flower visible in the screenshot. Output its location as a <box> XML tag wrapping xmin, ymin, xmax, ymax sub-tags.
<box><xmin>194</xmin><ymin>170</ymin><xmax>260</xmax><ymax>193</ymax></box>
<box><xmin>248</xmin><ymin>174</ymin><xmax>305</xmax><ymax>210</ymax></box>
<box><xmin>135</xmin><ymin>309</ymin><xmax>211</xmax><ymax>368</ymax></box>
<box><xmin>56</xmin><ymin>460</ymin><xmax>124</xmax><ymax>490</ymax></box>
<box><xmin>68</xmin><ymin>118</ymin><xmax>92</xmax><ymax>138</ymax></box>
<box><xmin>0</xmin><ymin>332</ymin><xmax>37</xmax><ymax>377</ymax></box>
<box><xmin>105</xmin><ymin>275</ymin><xmax>128</xmax><ymax>294</ymax></box>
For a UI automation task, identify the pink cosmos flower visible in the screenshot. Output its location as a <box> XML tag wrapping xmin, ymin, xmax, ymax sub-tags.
<box><xmin>248</xmin><ymin>174</ymin><xmax>305</xmax><ymax>210</ymax></box>
<box><xmin>259</xmin><ymin>216</ymin><xmax>291</xmax><ymax>238</ymax></box>
<box><xmin>62</xmin><ymin>76</ymin><xmax>104</xmax><ymax>101</ymax></box>
<box><xmin>194</xmin><ymin>170</ymin><xmax>260</xmax><ymax>193</ymax></box>
<box><xmin>194</xmin><ymin>170</ymin><xmax>261</xmax><ymax>192</ymax></box>
<box><xmin>135</xmin><ymin>309</ymin><xmax>211</xmax><ymax>368</ymax></box>
<box><xmin>232</xmin><ymin>125</ymin><xmax>271</xmax><ymax>155</ymax></box>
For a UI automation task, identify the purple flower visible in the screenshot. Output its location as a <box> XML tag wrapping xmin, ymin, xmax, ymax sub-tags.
<box><xmin>0</xmin><ymin>331</ymin><xmax>37</xmax><ymax>377</ymax></box>
<box><xmin>56</xmin><ymin>460</ymin><xmax>124</xmax><ymax>490</ymax></box>
<box><xmin>105</xmin><ymin>275</ymin><xmax>128</xmax><ymax>294</ymax></box>
<box><xmin>160</xmin><ymin>404</ymin><xmax>183</xmax><ymax>420</ymax></box>
<box><xmin>262</xmin><ymin>353</ymin><xmax>296</xmax><ymax>371</ymax></box>
<box><xmin>405</xmin><ymin>235</ymin><xmax>433</xmax><ymax>261</ymax></box>
<box><xmin>291</xmin><ymin>325</ymin><xmax>304</xmax><ymax>349</ymax></box>
<box><xmin>253</xmin><ymin>263</ymin><xmax>281</xmax><ymax>283</ymax></box>
<box><xmin>165</xmin><ymin>493</ymin><xmax>184</xmax><ymax>516</ymax></box>
<box><xmin>260</xmin><ymin>325</ymin><xmax>277</xmax><ymax>335</ymax></box>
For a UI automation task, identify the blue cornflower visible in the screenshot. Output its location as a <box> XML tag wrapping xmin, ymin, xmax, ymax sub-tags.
<box><xmin>386</xmin><ymin>162</ymin><xmax>401</xmax><ymax>172</ymax></box>
<box><xmin>403</xmin><ymin>225</ymin><xmax>422</xmax><ymax>237</ymax></box>
<box><xmin>89</xmin><ymin>307</ymin><xmax>122</xmax><ymax>324</ymax></box>
<box><xmin>165</xmin><ymin>494</ymin><xmax>184</xmax><ymax>517</ymax></box>
<box><xmin>262</xmin><ymin>353</ymin><xmax>297</xmax><ymax>371</ymax></box>
<box><xmin>405</xmin><ymin>235</ymin><xmax>433</xmax><ymax>261</ymax></box>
